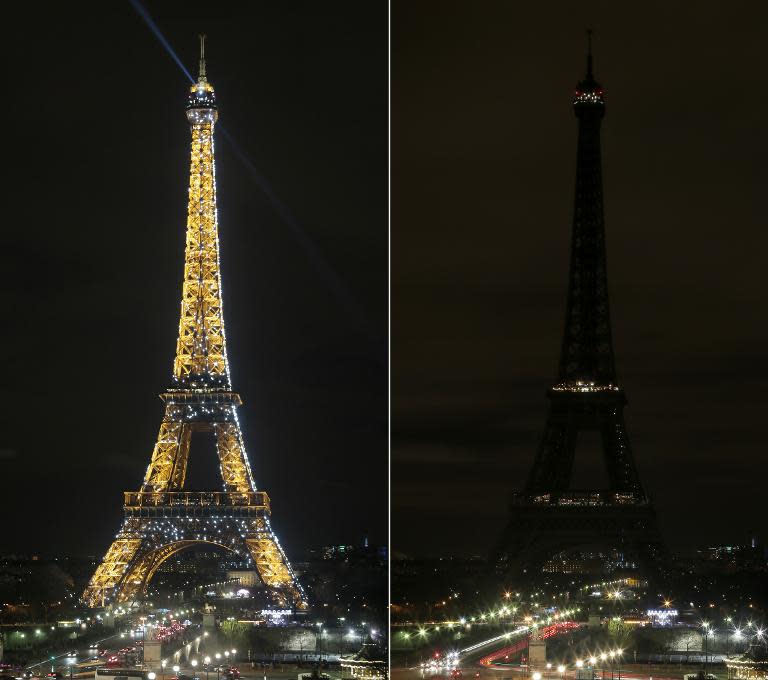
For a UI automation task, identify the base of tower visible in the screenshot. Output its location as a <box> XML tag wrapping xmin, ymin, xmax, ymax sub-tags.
<box><xmin>82</xmin><ymin>504</ymin><xmax>307</xmax><ymax>610</ymax></box>
<box><xmin>496</xmin><ymin>492</ymin><xmax>666</xmax><ymax>577</ymax></box>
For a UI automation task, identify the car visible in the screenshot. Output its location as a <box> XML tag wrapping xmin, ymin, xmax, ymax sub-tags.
<box><xmin>450</xmin><ymin>671</ymin><xmax>462</xmax><ymax>679</ymax></box>
<box><xmin>225</xmin><ymin>669</ymin><xmax>240</xmax><ymax>680</ymax></box>
<box><xmin>683</xmin><ymin>674</ymin><xmax>717</xmax><ymax>680</ymax></box>
<box><xmin>46</xmin><ymin>674</ymin><xmax>64</xmax><ymax>679</ymax></box>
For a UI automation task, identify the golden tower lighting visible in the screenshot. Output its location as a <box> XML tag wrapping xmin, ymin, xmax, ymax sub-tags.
<box><xmin>82</xmin><ymin>36</ymin><xmax>307</xmax><ymax>610</ymax></box>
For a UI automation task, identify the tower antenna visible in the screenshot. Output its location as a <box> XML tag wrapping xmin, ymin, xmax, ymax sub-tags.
<box><xmin>586</xmin><ymin>28</ymin><xmax>593</xmax><ymax>79</ymax></box>
<box><xmin>199</xmin><ymin>33</ymin><xmax>207</xmax><ymax>80</ymax></box>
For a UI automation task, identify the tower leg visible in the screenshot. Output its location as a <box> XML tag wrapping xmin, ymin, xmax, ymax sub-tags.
<box><xmin>142</xmin><ymin>403</ymin><xmax>191</xmax><ymax>492</ymax></box>
<box><xmin>82</xmin><ymin>520</ymin><xmax>143</xmax><ymax>608</ymax></box>
<box><xmin>246</xmin><ymin>520</ymin><xmax>307</xmax><ymax>609</ymax></box>
<box><xmin>215</xmin><ymin>421</ymin><xmax>256</xmax><ymax>494</ymax></box>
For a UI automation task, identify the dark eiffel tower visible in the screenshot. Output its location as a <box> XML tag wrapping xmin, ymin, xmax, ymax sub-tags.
<box><xmin>497</xmin><ymin>35</ymin><xmax>665</xmax><ymax>574</ymax></box>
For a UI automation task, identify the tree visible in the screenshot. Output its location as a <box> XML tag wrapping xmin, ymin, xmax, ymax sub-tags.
<box><xmin>607</xmin><ymin>618</ymin><xmax>633</xmax><ymax>651</ymax></box>
<box><xmin>220</xmin><ymin>620</ymin><xmax>248</xmax><ymax>645</ymax></box>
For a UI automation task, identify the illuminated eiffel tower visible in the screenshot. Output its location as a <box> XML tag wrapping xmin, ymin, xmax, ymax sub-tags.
<box><xmin>82</xmin><ymin>38</ymin><xmax>307</xmax><ymax>609</ymax></box>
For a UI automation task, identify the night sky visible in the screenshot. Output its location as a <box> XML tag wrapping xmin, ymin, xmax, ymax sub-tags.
<box><xmin>0</xmin><ymin>2</ymin><xmax>387</xmax><ymax>557</ymax></box>
<box><xmin>392</xmin><ymin>1</ymin><xmax>767</xmax><ymax>557</ymax></box>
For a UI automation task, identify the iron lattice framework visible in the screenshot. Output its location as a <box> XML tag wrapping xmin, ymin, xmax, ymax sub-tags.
<box><xmin>498</xmin><ymin>38</ymin><xmax>665</xmax><ymax>573</ymax></box>
<box><xmin>83</xmin><ymin>41</ymin><xmax>307</xmax><ymax>609</ymax></box>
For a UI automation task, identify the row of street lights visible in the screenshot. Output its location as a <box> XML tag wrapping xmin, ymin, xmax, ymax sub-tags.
<box><xmin>701</xmin><ymin>619</ymin><xmax>767</xmax><ymax>656</ymax></box>
<box><xmin>149</xmin><ymin>650</ymin><xmax>238</xmax><ymax>680</ymax></box>
<box><xmin>199</xmin><ymin>650</ymin><xmax>239</xmax><ymax>680</ymax></box>
<box><xmin>531</xmin><ymin>650</ymin><xmax>624</xmax><ymax>680</ymax></box>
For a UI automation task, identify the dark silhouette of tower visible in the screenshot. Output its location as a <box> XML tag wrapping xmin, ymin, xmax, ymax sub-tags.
<box><xmin>497</xmin><ymin>35</ymin><xmax>665</xmax><ymax>573</ymax></box>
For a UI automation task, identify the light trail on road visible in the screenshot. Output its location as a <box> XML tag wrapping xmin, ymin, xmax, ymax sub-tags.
<box><xmin>25</xmin><ymin>632</ymin><xmax>123</xmax><ymax>670</ymax></box>
<box><xmin>460</xmin><ymin>626</ymin><xmax>530</xmax><ymax>655</ymax></box>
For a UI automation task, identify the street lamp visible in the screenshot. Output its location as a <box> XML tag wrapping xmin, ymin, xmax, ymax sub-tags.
<box><xmin>702</xmin><ymin>623</ymin><xmax>711</xmax><ymax>676</ymax></box>
<box><xmin>148</xmin><ymin>674</ymin><xmax>156</xmax><ymax>680</ymax></box>
<box><xmin>173</xmin><ymin>666</ymin><xmax>180</xmax><ymax>675</ymax></box>
<box><xmin>192</xmin><ymin>661</ymin><xmax>198</xmax><ymax>668</ymax></box>
<box><xmin>161</xmin><ymin>660</ymin><xmax>167</xmax><ymax>680</ymax></box>
<box><xmin>204</xmin><ymin>657</ymin><xmax>211</xmax><ymax>680</ymax></box>
<box><xmin>534</xmin><ymin>674</ymin><xmax>542</xmax><ymax>680</ymax></box>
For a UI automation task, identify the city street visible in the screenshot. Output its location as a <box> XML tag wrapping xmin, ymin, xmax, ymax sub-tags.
<box><xmin>391</xmin><ymin>664</ymin><xmax>726</xmax><ymax>680</ymax></box>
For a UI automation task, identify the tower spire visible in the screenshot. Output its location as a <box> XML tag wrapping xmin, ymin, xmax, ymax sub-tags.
<box><xmin>198</xmin><ymin>33</ymin><xmax>207</xmax><ymax>80</ymax></box>
<box><xmin>563</xmin><ymin>30</ymin><xmax>609</xmax><ymax>386</ymax></box>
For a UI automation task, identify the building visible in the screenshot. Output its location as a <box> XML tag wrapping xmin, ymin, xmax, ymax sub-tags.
<box><xmin>646</xmin><ymin>608</ymin><xmax>679</xmax><ymax>626</ymax></box>
<box><xmin>340</xmin><ymin>643</ymin><xmax>387</xmax><ymax>680</ymax></box>
<box><xmin>698</xmin><ymin>540</ymin><xmax>766</xmax><ymax>573</ymax></box>
<box><xmin>726</xmin><ymin>646</ymin><xmax>768</xmax><ymax>680</ymax></box>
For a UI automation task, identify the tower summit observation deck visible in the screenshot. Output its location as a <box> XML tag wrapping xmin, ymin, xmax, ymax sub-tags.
<box><xmin>82</xmin><ymin>37</ymin><xmax>307</xmax><ymax>609</ymax></box>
